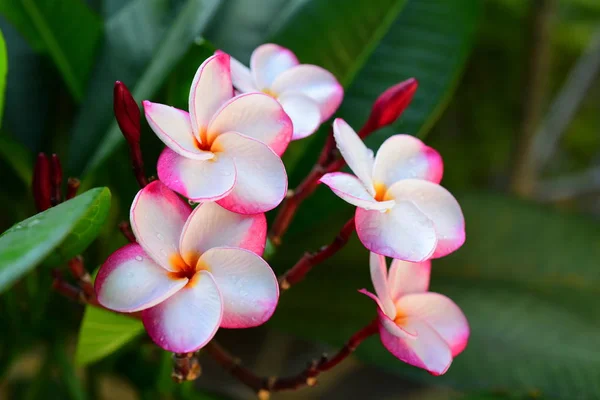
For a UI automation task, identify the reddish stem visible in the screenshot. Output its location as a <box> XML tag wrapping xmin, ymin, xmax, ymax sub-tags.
<box><xmin>129</xmin><ymin>144</ymin><xmax>148</xmax><ymax>188</ymax></box>
<box><xmin>172</xmin><ymin>353</ymin><xmax>202</xmax><ymax>383</ymax></box>
<box><xmin>279</xmin><ymin>218</ymin><xmax>355</xmax><ymax>290</ymax></box>
<box><xmin>50</xmin><ymin>154</ymin><xmax>63</xmax><ymax>206</ymax></box>
<box><xmin>119</xmin><ymin>221</ymin><xmax>136</xmax><ymax>243</ymax></box>
<box><xmin>205</xmin><ymin>319</ymin><xmax>378</xmax><ymax>395</ymax></box>
<box><xmin>32</xmin><ymin>153</ymin><xmax>52</xmax><ymax>212</ymax></box>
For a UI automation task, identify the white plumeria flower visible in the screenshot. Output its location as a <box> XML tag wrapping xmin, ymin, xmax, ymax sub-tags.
<box><xmin>320</xmin><ymin>119</ymin><xmax>465</xmax><ymax>262</ymax></box>
<box><xmin>95</xmin><ymin>181</ymin><xmax>278</xmax><ymax>353</ymax></box>
<box><xmin>144</xmin><ymin>52</ymin><xmax>293</xmax><ymax>214</ymax></box>
<box><xmin>228</xmin><ymin>44</ymin><xmax>344</xmax><ymax>140</ymax></box>
<box><xmin>361</xmin><ymin>253</ymin><xmax>469</xmax><ymax>375</ymax></box>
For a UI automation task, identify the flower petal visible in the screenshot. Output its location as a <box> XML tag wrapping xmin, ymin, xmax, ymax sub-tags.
<box><xmin>277</xmin><ymin>92</ymin><xmax>321</xmax><ymax>140</ymax></box>
<box><xmin>271</xmin><ymin>64</ymin><xmax>343</xmax><ymax>121</ymax></box>
<box><xmin>207</xmin><ymin>93</ymin><xmax>292</xmax><ymax>156</ymax></box>
<box><xmin>320</xmin><ymin>172</ymin><xmax>393</xmax><ymax>211</ymax></box>
<box><xmin>398</xmin><ymin>293</ymin><xmax>470</xmax><ymax>357</ymax></box>
<box><xmin>372</xmin><ymin>135</ymin><xmax>443</xmax><ymax>188</ymax></box>
<box><xmin>250</xmin><ymin>43</ymin><xmax>299</xmax><ymax>89</ymax></box>
<box><xmin>130</xmin><ymin>181</ymin><xmax>191</xmax><ymax>271</ymax></box>
<box><xmin>388</xmin><ymin>259</ymin><xmax>431</xmax><ymax>300</ymax></box>
<box><xmin>143</xmin><ymin>101</ymin><xmax>213</xmax><ymax>160</ymax></box>
<box><xmin>214</xmin><ymin>132</ymin><xmax>287</xmax><ymax>214</ymax></box>
<box><xmin>386</xmin><ymin>179</ymin><xmax>465</xmax><ymax>258</ymax></box>
<box><xmin>355</xmin><ymin>201</ymin><xmax>437</xmax><ymax>262</ymax></box>
<box><xmin>332</xmin><ymin>119</ymin><xmax>374</xmax><ymax>193</ymax></box>
<box><xmin>96</xmin><ymin>244</ymin><xmax>187</xmax><ymax>312</ymax></box>
<box><xmin>199</xmin><ymin>247</ymin><xmax>278</xmax><ymax>328</ymax></box>
<box><xmin>229</xmin><ymin>55</ymin><xmax>258</xmax><ymax>92</ymax></box>
<box><xmin>379</xmin><ymin>312</ymin><xmax>453</xmax><ymax>375</ymax></box>
<box><xmin>369</xmin><ymin>252</ymin><xmax>395</xmax><ymax>318</ymax></box>
<box><xmin>157</xmin><ymin>148</ymin><xmax>236</xmax><ymax>202</ymax></box>
<box><xmin>142</xmin><ymin>271</ymin><xmax>222</xmax><ymax>353</ymax></box>
<box><xmin>179</xmin><ymin>202</ymin><xmax>267</xmax><ymax>264</ymax></box>
<box><xmin>189</xmin><ymin>53</ymin><xmax>233</xmax><ymax>141</ymax></box>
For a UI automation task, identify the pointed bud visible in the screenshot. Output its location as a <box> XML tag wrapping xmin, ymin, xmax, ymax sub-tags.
<box><xmin>50</xmin><ymin>154</ymin><xmax>63</xmax><ymax>205</ymax></box>
<box><xmin>359</xmin><ymin>78</ymin><xmax>418</xmax><ymax>138</ymax></box>
<box><xmin>114</xmin><ymin>81</ymin><xmax>141</xmax><ymax>144</ymax></box>
<box><xmin>32</xmin><ymin>153</ymin><xmax>52</xmax><ymax>212</ymax></box>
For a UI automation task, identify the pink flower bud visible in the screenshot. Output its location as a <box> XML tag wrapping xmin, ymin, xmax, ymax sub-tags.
<box><xmin>32</xmin><ymin>153</ymin><xmax>52</xmax><ymax>212</ymax></box>
<box><xmin>114</xmin><ymin>81</ymin><xmax>141</xmax><ymax>144</ymax></box>
<box><xmin>360</xmin><ymin>78</ymin><xmax>418</xmax><ymax>138</ymax></box>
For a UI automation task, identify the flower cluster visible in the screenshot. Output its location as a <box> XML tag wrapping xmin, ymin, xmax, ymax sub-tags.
<box><xmin>97</xmin><ymin>44</ymin><xmax>468</xmax><ymax>375</ymax></box>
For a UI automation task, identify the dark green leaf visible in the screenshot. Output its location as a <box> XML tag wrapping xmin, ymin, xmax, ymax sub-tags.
<box><xmin>75</xmin><ymin>305</ymin><xmax>144</xmax><ymax>366</ymax></box>
<box><xmin>271</xmin><ymin>193</ymin><xmax>600</xmax><ymax>399</ymax></box>
<box><xmin>0</xmin><ymin>29</ymin><xmax>6</xmax><ymax>124</ymax></box>
<box><xmin>0</xmin><ymin>134</ymin><xmax>33</xmax><ymax>186</ymax></box>
<box><xmin>0</xmin><ymin>0</ymin><xmax>102</xmax><ymax>100</ymax></box>
<box><xmin>0</xmin><ymin>187</ymin><xmax>111</xmax><ymax>292</ymax></box>
<box><xmin>68</xmin><ymin>0</ymin><xmax>221</xmax><ymax>176</ymax></box>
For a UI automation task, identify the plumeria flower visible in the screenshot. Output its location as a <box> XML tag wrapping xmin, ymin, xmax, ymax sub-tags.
<box><xmin>228</xmin><ymin>43</ymin><xmax>344</xmax><ymax>140</ymax></box>
<box><xmin>144</xmin><ymin>52</ymin><xmax>293</xmax><ymax>214</ymax></box>
<box><xmin>95</xmin><ymin>181</ymin><xmax>278</xmax><ymax>353</ymax></box>
<box><xmin>320</xmin><ymin>119</ymin><xmax>465</xmax><ymax>262</ymax></box>
<box><xmin>361</xmin><ymin>253</ymin><xmax>469</xmax><ymax>375</ymax></box>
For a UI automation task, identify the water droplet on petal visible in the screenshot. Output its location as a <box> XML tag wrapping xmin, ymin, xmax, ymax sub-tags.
<box><xmin>135</xmin><ymin>256</ymin><xmax>143</xmax><ymax>261</ymax></box>
<box><xmin>156</xmin><ymin>233</ymin><xmax>164</xmax><ymax>241</ymax></box>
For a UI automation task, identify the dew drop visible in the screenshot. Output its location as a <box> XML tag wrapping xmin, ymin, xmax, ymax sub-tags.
<box><xmin>239</xmin><ymin>290</ymin><xmax>248</xmax><ymax>297</ymax></box>
<box><xmin>135</xmin><ymin>256</ymin><xmax>143</xmax><ymax>261</ymax></box>
<box><xmin>156</xmin><ymin>233</ymin><xmax>164</xmax><ymax>241</ymax></box>
<box><xmin>27</xmin><ymin>219</ymin><xmax>40</xmax><ymax>227</ymax></box>
<box><xmin>160</xmin><ymin>249</ymin><xmax>168</xmax><ymax>257</ymax></box>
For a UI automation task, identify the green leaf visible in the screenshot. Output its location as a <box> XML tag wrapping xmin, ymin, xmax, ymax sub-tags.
<box><xmin>271</xmin><ymin>193</ymin><xmax>600</xmax><ymax>399</ymax></box>
<box><xmin>0</xmin><ymin>134</ymin><xmax>32</xmax><ymax>186</ymax></box>
<box><xmin>0</xmin><ymin>187</ymin><xmax>111</xmax><ymax>292</ymax></box>
<box><xmin>0</xmin><ymin>0</ymin><xmax>102</xmax><ymax>101</ymax></box>
<box><xmin>75</xmin><ymin>305</ymin><xmax>144</xmax><ymax>366</ymax></box>
<box><xmin>67</xmin><ymin>0</ymin><xmax>221</xmax><ymax>176</ymax></box>
<box><xmin>342</xmin><ymin>0</ymin><xmax>483</xmax><ymax>145</ymax></box>
<box><xmin>0</xmin><ymin>29</ymin><xmax>7</xmax><ymax>124</ymax></box>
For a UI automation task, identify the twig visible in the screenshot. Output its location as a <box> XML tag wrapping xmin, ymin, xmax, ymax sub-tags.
<box><xmin>204</xmin><ymin>319</ymin><xmax>378</xmax><ymax>397</ymax></box>
<box><xmin>510</xmin><ymin>0</ymin><xmax>556</xmax><ymax>197</ymax></box>
<box><xmin>278</xmin><ymin>218</ymin><xmax>355</xmax><ymax>291</ymax></box>
<box><xmin>119</xmin><ymin>221</ymin><xmax>137</xmax><ymax>243</ymax></box>
<box><xmin>535</xmin><ymin>165</ymin><xmax>600</xmax><ymax>201</ymax></box>
<box><xmin>531</xmin><ymin>29</ymin><xmax>600</xmax><ymax>176</ymax></box>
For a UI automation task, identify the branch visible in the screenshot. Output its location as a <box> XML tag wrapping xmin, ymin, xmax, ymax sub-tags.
<box><xmin>278</xmin><ymin>218</ymin><xmax>355</xmax><ymax>291</ymax></box>
<box><xmin>531</xmin><ymin>29</ymin><xmax>600</xmax><ymax>175</ymax></box>
<box><xmin>204</xmin><ymin>319</ymin><xmax>378</xmax><ymax>397</ymax></box>
<box><xmin>510</xmin><ymin>0</ymin><xmax>556</xmax><ymax>196</ymax></box>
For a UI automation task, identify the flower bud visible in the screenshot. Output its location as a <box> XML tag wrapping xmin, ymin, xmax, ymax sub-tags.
<box><xmin>360</xmin><ymin>78</ymin><xmax>418</xmax><ymax>138</ymax></box>
<box><xmin>114</xmin><ymin>81</ymin><xmax>141</xmax><ymax>144</ymax></box>
<box><xmin>32</xmin><ymin>153</ymin><xmax>52</xmax><ymax>211</ymax></box>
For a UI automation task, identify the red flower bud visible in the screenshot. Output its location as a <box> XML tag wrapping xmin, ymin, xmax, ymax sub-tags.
<box><xmin>114</xmin><ymin>81</ymin><xmax>141</xmax><ymax>144</ymax></box>
<box><xmin>32</xmin><ymin>153</ymin><xmax>52</xmax><ymax>212</ymax></box>
<box><xmin>50</xmin><ymin>154</ymin><xmax>63</xmax><ymax>205</ymax></box>
<box><xmin>360</xmin><ymin>78</ymin><xmax>418</xmax><ymax>138</ymax></box>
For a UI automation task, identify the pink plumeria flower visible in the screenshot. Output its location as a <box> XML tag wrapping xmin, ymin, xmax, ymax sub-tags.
<box><xmin>95</xmin><ymin>181</ymin><xmax>279</xmax><ymax>353</ymax></box>
<box><xmin>228</xmin><ymin>44</ymin><xmax>344</xmax><ymax>140</ymax></box>
<box><xmin>361</xmin><ymin>253</ymin><xmax>469</xmax><ymax>375</ymax></box>
<box><xmin>144</xmin><ymin>52</ymin><xmax>293</xmax><ymax>214</ymax></box>
<box><xmin>320</xmin><ymin>119</ymin><xmax>465</xmax><ymax>262</ymax></box>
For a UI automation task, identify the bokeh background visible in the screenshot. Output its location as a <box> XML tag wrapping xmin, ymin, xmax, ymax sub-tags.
<box><xmin>0</xmin><ymin>0</ymin><xmax>599</xmax><ymax>399</ymax></box>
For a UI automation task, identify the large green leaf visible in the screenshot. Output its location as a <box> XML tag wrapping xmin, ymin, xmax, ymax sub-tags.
<box><xmin>0</xmin><ymin>29</ymin><xmax>6</xmax><ymax>124</ymax></box>
<box><xmin>0</xmin><ymin>187</ymin><xmax>111</xmax><ymax>292</ymax></box>
<box><xmin>0</xmin><ymin>0</ymin><xmax>102</xmax><ymax>101</ymax></box>
<box><xmin>75</xmin><ymin>305</ymin><xmax>144</xmax><ymax>366</ymax></box>
<box><xmin>68</xmin><ymin>0</ymin><xmax>220</xmax><ymax>176</ymax></box>
<box><xmin>271</xmin><ymin>193</ymin><xmax>600</xmax><ymax>399</ymax></box>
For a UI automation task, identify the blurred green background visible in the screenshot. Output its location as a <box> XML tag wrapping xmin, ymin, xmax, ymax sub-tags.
<box><xmin>0</xmin><ymin>0</ymin><xmax>599</xmax><ymax>399</ymax></box>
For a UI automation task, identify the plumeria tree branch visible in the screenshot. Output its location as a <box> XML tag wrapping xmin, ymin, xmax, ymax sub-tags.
<box><xmin>269</xmin><ymin>78</ymin><xmax>418</xmax><ymax>245</ymax></box>
<box><xmin>205</xmin><ymin>318</ymin><xmax>378</xmax><ymax>398</ymax></box>
<box><xmin>279</xmin><ymin>217</ymin><xmax>355</xmax><ymax>290</ymax></box>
